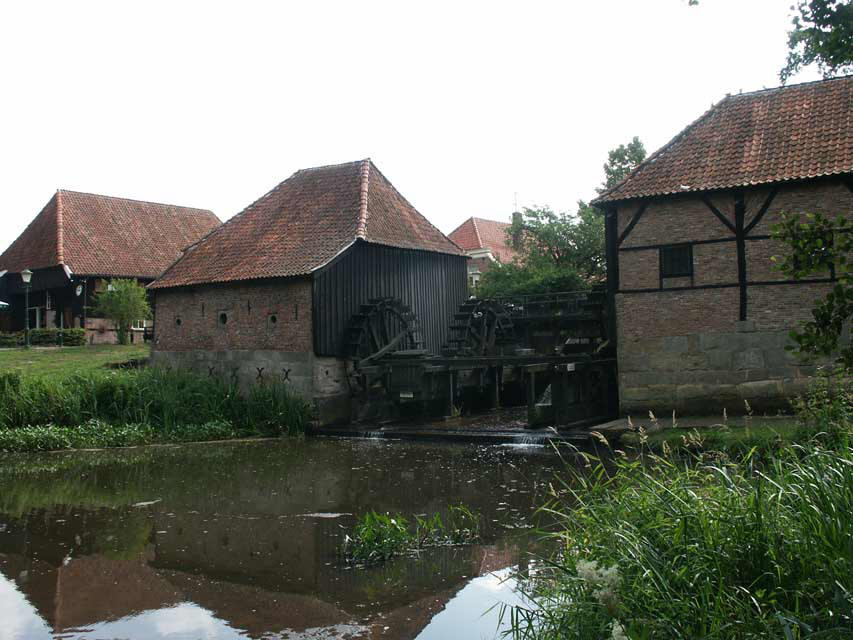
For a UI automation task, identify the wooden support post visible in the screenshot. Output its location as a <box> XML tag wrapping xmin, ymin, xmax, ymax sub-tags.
<box><xmin>552</xmin><ymin>368</ymin><xmax>569</xmax><ymax>426</ymax></box>
<box><xmin>439</xmin><ymin>371</ymin><xmax>455</xmax><ymax>418</ymax></box>
<box><xmin>487</xmin><ymin>367</ymin><xmax>500</xmax><ymax>410</ymax></box>
<box><xmin>526</xmin><ymin>370</ymin><xmax>536</xmax><ymax>426</ymax></box>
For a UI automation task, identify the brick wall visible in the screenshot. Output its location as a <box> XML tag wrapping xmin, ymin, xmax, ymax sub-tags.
<box><xmin>153</xmin><ymin>278</ymin><xmax>312</xmax><ymax>352</ymax></box>
<box><xmin>614</xmin><ymin>178</ymin><xmax>853</xmax><ymax>415</ymax></box>
<box><xmin>150</xmin><ymin>278</ymin><xmax>353</xmax><ymax>425</ymax></box>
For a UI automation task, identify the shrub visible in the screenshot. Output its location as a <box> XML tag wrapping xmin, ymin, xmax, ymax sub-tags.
<box><xmin>0</xmin><ymin>332</ymin><xmax>22</xmax><ymax>348</ymax></box>
<box><xmin>508</xmin><ymin>445</ymin><xmax>853</xmax><ymax>639</ymax></box>
<box><xmin>792</xmin><ymin>367</ymin><xmax>853</xmax><ymax>445</ymax></box>
<box><xmin>24</xmin><ymin>328</ymin><xmax>86</xmax><ymax>346</ymax></box>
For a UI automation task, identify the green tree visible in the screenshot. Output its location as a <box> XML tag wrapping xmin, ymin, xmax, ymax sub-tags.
<box><xmin>92</xmin><ymin>279</ymin><xmax>151</xmax><ymax>345</ymax></box>
<box><xmin>772</xmin><ymin>211</ymin><xmax>853</xmax><ymax>368</ymax></box>
<box><xmin>781</xmin><ymin>0</ymin><xmax>853</xmax><ymax>82</ymax></box>
<box><xmin>477</xmin><ymin>139</ymin><xmax>646</xmax><ymax>297</ymax></box>
<box><xmin>477</xmin><ymin>204</ymin><xmax>603</xmax><ymax>297</ymax></box>
<box><xmin>600</xmin><ymin>136</ymin><xmax>647</xmax><ymax>192</ymax></box>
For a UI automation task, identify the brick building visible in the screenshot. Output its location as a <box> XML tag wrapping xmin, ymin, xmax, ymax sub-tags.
<box><xmin>0</xmin><ymin>191</ymin><xmax>219</xmax><ymax>343</ymax></box>
<box><xmin>593</xmin><ymin>75</ymin><xmax>853</xmax><ymax>415</ymax></box>
<box><xmin>448</xmin><ymin>216</ymin><xmax>519</xmax><ymax>288</ymax></box>
<box><xmin>149</xmin><ymin>159</ymin><xmax>468</xmax><ymax>424</ymax></box>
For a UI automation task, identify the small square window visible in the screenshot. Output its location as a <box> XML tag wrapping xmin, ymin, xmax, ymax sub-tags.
<box><xmin>660</xmin><ymin>245</ymin><xmax>693</xmax><ymax>278</ymax></box>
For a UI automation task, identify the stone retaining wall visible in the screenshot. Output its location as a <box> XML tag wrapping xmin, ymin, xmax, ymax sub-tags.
<box><xmin>618</xmin><ymin>321</ymin><xmax>821</xmax><ymax>416</ymax></box>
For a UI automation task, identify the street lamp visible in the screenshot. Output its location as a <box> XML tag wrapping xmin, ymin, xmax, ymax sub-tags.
<box><xmin>20</xmin><ymin>269</ymin><xmax>32</xmax><ymax>348</ymax></box>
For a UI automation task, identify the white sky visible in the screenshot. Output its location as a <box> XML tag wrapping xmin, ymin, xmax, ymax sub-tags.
<box><xmin>0</xmin><ymin>0</ymin><xmax>822</xmax><ymax>253</ymax></box>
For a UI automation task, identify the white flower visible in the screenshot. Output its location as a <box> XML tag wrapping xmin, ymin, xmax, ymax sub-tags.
<box><xmin>610</xmin><ymin>621</ymin><xmax>628</xmax><ymax>640</ymax></box>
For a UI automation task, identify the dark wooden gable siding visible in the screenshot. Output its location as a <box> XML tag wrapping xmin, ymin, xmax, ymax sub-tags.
<box><xmin>312</xmin><ymin>240</ymin><xmax>468</xmax><ymax>357</ymax></box>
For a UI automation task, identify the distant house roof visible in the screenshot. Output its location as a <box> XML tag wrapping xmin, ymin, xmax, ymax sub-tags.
<box><xmin>0</xmin><ymin>190</ymin><xmax>220</xmax><ymax>278</ymax></box>
<box><xmin>151</xmin><ymin>159</ymin><xmax>464</xmax><ymax>289</ymax></box>
<box><xmin>594</xmin><ymin>75</ymin><xmax>853</xmax><ymax>204</ymax></box>
<box><xmin>448</xmin><ymin>217</ymin><xmax>519</xmax><ymax>263</ymax></box>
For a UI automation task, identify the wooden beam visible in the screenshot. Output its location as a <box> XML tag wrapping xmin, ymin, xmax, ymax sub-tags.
<box><xmin>734</xmin><ymin>193</ymin><xmax>748</xmax><ymax>321</ymax></box>
<box><xmin>744</xmin><ymin>187</ymin><xmax>779</xmax><ymax>235</ymax></box>
<box><xmin>700</xmin><ymin>195</ymin><xmax>737</xmax><ymax>234</ymax></box>
<box><xmin>617</xmin><ymin>203</ymin><xmax>648</xmax><ymax>246</ymax></box>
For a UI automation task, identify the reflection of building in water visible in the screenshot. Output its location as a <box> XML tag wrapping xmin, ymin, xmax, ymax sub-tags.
<box><xmin>0</xmin><ymin>442</ymin><xmax>552</xmax><ymax>638</ymax></box>
<box><xmin>0</xmin><ymin>511</ymin><xmax>525</xmax><ymax>639</ymax></box>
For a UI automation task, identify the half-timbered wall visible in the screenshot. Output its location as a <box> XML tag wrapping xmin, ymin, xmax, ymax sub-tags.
<box><xmin>610</xmin><ymin>178</ymin><xmax>853</xmax><ymax>414</ymax></box>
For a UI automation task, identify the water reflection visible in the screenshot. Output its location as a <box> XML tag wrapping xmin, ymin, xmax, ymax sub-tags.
<box><xmin>0</xmin><ymin>439</ymin><xmax>562</xmax><ymax>639</ymax></box>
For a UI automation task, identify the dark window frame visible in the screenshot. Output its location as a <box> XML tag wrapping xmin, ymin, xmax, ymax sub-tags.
<box><xmin>659</xmin><ymin>243</ymin><xmax>694</xmax><ymax>287</ymax></box>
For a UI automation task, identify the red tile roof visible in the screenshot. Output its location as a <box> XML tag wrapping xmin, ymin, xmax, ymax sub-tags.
<box><xmin>594</xmin><ymin>75</ymin><xmax>853</xmax><ymax>204</ymax></box>
<box><xmin>448</xmin><ymin>217</ymin><xmax>519</xmax><ymax>263</ymax></box>
<box><xmin>151</xmin><ymin>159</ymin><xmax>463</xmax><ymax>289</ymax></box>
<box><xmin>0</xmin><ymin>190</ymin><xmax>220</xmax><ymax>278</ymax></box>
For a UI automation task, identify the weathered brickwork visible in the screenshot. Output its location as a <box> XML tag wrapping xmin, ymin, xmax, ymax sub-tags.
<box><xmin>154</xmin><ymin>279</ymin><xmax>313</xmax><ymax>353</ymax></box>
<box><xmin>617</xmin><ymin>289</ymin><xmax>740</xmax><ymax>341</ymax></box>
<box><xmin>615</xmin><ymin>178</ymin><xmax>852</xmax><ymax>415</ymax></box>
<box><xmin>617</xmin><ymin>194</ymin><xmax>733</xmax><ymax>248</ymax></box>
<box><xmin>152</xmin><ymin>278</ymin><xmax>352</xmax><ymax>425</ymax></box>
<box><xmin>694</xmin><ymin>242</ymin><xmax>739</xmax><ymax>286</ymax></box>
<box><xmin>619</xmin><ymin>250</ymin><xmax>658</xmax><ymax>290</ymax></box>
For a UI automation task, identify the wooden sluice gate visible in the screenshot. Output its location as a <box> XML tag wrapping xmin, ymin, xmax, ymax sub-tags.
<box><xmin>344</xmin><ymin>289</ymin><xmax>617</xmax><ymax>430</ymax></box>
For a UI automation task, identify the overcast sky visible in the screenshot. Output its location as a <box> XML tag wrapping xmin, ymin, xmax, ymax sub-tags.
<box><xmin>0</xmin><ymin>0</ymin><xmax>822</xmax><ymax>253</ymax></box>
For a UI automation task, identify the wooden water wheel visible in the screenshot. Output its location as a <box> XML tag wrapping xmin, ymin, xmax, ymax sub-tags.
<box><xmin>445</xmin><ymin>299</ymin><xmax>516</xmax><ymax>356</ymax></box>
<box><xmin>346</xmin><ymin>298</ymin><xmax>425</xmax><ymax>369</ymax></box>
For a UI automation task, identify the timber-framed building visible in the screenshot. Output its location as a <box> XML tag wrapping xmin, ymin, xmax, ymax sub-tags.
<box><xmin>0</xmin><ymin>191</ymin><xmax>219</xmax><ymax>342</ymax></box>
<box><xmin>593</xmin><ymin>75</ymin><xmax>853</xmax><ymax>414</ymax></box>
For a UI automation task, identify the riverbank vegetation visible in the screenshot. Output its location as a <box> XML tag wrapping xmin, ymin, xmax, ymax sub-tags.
<box><xmin>343</xmin><ymin>504</ymin><xmax>481</xmax><ymax>564</ymax></box>
<box><xmin>509</xmin><ymin>375</ymin><xmax>853</xmax><ymax>639</ymax></box>
<box><xmin>0</xmin><ymin>366</ymin><xmax>311</xmax><ymax>451</ymax></box>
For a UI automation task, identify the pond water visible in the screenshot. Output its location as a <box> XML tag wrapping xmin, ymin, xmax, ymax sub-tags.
<box><xmin>0</xmin><ymin>438</ymin><xmax>570</xmax><ymax>640</ymax></box>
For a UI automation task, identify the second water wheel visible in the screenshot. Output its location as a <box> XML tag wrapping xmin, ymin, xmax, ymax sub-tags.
<box><xmin>445</xmin><ymin>299</ymin><xmax>516</xmax><ymax>356</ymax></box>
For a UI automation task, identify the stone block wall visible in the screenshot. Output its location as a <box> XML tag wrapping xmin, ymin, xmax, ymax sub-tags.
<box><xmin>614</xmin><ymin>179</ymin><xmax>853</xmax><ymax>416</ymax></box>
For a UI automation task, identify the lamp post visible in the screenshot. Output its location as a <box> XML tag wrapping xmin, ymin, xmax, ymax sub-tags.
<box><xmin>20</xmin><ymin>269</ymin><xmax>32</xmax><ymax>348</ymax></box>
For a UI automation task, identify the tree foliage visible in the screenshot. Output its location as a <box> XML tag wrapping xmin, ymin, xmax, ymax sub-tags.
<box><xmin>600</xmin><ymin>136</ymin><xmax>647</xmax><ymax>192</ymax></box>
<box><xmin>476</xmin><ymin>204</ymin><xmax>604</xmax><ymax>297</ymax></box>
<box><xmin>93</xmin><ymin>279</ymin><xmax>151</xmax><ymax>345</ymax></box>
<box><xmin>476</xmin><ymin>139</ymin><xmax>646</xmax><ymax>298</ymax></box>
<box><xmin>772</xmin><ymin>211</ymin><xmax>853</xmax><ymax>368</ymax></box>
<box><xmin>780</xmin><ymin>0</ymin><xmax>853</xmax><ymax>82</ymax></box>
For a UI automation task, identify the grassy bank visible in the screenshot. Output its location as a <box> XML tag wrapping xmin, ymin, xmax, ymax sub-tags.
<box><xmin>510</xmin><ymin>442</ymin><xmax>853</xmax><ymax>639</ymax></box>
<box><xmin>0</xmin><ymin>366</ymin><xmax>312</xmax><ymax>452</ymax></box>
<box><xmin>510</xmin><ymin>376</ymin><xmax>853</xmax><ymax>639</ymax></box>
<box><xmin>0</xmin><ymin>344</ymin><xmax>150</xmax><ymax>376</ymax></box>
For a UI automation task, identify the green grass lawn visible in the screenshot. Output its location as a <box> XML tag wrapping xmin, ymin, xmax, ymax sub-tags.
<box><xmin>0</xmin><ymin>344</ymin><xmax>150</xmax><ymax>378</ymax></box>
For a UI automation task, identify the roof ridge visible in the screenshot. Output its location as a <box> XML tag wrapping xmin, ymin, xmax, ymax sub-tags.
<box><xmin>356</xmin><ymin>158</ymin><xmax>370</xmax><ymax>239</ymax></box>
<box><xmin>728</xmin><ymin>73</ymin><xmax>853</xmax><ymax>99</ymax></box>
<box><xmin>55</xmin><ymin>190</ymin><xmax>64</xmax><ymax>264</ymax></box>
<box><xmin>294</xmin><ymin>159</ymin><xmax>365</xmax><ymax>174</ymax></box>
<box><xmin>56</xmin><ymin>189</ymin><xmax>215</xmax><ymax>216</ymax></box>
<box><xmin>470</xmin><ymin>217</ymin><xmax>484</xmax><ymax>249</ymax></box>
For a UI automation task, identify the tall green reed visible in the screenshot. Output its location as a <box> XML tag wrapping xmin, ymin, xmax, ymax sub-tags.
<box><xmin>508</xmin><ymin>440</ymin><xmax>853</xmax><ymax>639</ymax></box>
